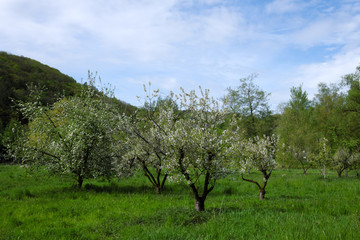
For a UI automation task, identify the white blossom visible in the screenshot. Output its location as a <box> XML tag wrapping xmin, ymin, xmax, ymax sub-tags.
<box><xmin>9</xmin><ymin>73</ymin><xmax>118</xmax><ymax>187</ymax></box>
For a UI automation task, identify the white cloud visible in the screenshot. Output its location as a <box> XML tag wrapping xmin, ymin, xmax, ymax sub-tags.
<box><xmin>266</xmin><ymin>0</ymin><xmax>300</xmax><ymax>14</ymax></box>
<box><xmin>290</xmin><ymin>15</ymin><xmax>360</xmax><ymax>48</ymax></box>
<box><xmin>198</xmin><ymin>0</ymin><xmax>223</xmax><ymax>5</ymax></box>
<box><xmin>0</xmin><ymin>0</ymin><xmax>242</xmax><ymax>63</ymax></box>
<box><xmin>2</xmin><ymin>0</ymin><xmax>360</xmax><ymax>110</ymax></box>
<box><xmin>161</xmin><ymin>77</ymin><xmax>178</xmax><ymax>90</ymax></box>
<box><xmin>290</xmin><ymin>48</ymin><xmax>360</xmax><ymax>97</ymax></box>
<box><xmin>291</xmin><ymin>20</ymin><xmax>334</xmax><ymax>47</ymax></box>
<box><xmin>192</xmin><ymin>7</ymin><xmax>240</xmax><ymax>44</ymax></box>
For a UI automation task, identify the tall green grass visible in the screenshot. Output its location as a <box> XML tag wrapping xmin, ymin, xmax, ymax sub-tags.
<box><xmin>1</xmin><ymin>165</ymin><xmax>359</xmax><ymax>239</ymax></box>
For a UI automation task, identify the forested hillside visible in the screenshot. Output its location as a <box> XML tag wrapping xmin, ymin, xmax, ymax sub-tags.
<box><xmin>0</xmin><ymin>52</ymin><xmax>83</xmax><ymax>124</ymax></box>
<box><xmin>0</xmin><ymin>51</ymin><xmax>135</xmax><ymax>160</ymax></box>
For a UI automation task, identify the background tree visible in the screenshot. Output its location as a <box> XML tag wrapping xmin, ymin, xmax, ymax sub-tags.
<box><xmin>9</xmin><ymin>73</ymin><xmax>118</xmax><ymax>188</ymax></box>
<box><xmin>313</xmin><ymin>83</ymin><xmax>346</xmax><ymax>152</ymax></box>
<box><xmin>1</xmin><ymin>118</ymin><xmax>22</xmax><ymax>163</ymax></box>
<box><xmin>276</xmin><ymin>85</ymin><xmax>317</xmax><ymax>169</ymax></box>
<box><xmin>224</xmin><ymin>74</ymin><xmax>273</xmax><ymax>137</ymax></box>
<box><xmin>1</xmin><ymin>118</ymin><xmax>22</xmax><ymax>161</ymax></box>
<box><xmin>341</xmin><ymin>65</ymin><xmax>360</xmax><ymax>151</ymax></box>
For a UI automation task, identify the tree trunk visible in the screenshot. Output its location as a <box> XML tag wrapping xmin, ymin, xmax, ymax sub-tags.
<box><xmin>242</xmin><ymin>173</ymin><xmax>269</xmax><ymax>201</ymax></box>
<box><xmin>259</xmin><ymin>188</ymin><xmax>266</xmax><ymax>200</ymax></box>
<box><xmin>345</xmin><ymin>169</ymin><xmax>348</xmax><ymax>177</ymax></box>
<box><xmin>159</xmin><ymin>173</ymin><xmax>168</xmax><ymax>194</ymax></box>
<box><xmin>155</xmin><ymin>186</ymin><xmax>162</xmax><ymax>194</ymax></box>
<box><xmin>195</xmin><ymin>197</ymin><xmax>205</xmax><ymax>211</ymax></box>
<box><xmin>77</xmin><ymin>175</ymin><xmax>83</xmax><ymax>188</ymax></box>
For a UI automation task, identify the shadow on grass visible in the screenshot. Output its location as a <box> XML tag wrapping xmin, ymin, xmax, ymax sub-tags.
<box><xmin>84</xmin><ymin>183</ymin><xmax>155</xmax><ymax>194</ymax></box>
<box><xmin>36</xmin><ymin>182</ymin><xmax>191</xmax><ymax>199</ymax></box>
<box><xmin>82</xmin><ymin>182</ymin><xmax>189</xmax><ymax>195</ymax></box>
<box><xmin>275</xmin><ymin>195</ymin><xmax>313</xmax><ymax>200</ymax></box>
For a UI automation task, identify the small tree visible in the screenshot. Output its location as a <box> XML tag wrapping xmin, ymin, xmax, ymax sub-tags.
<box><xmin>289</xmin><ymin>146</ymin><xmax>313</xmax><ymax>175</ymax></box>
<box><xmin>9</xmin><ymin>73</ymin><xmax>118</xmax><ymax>188</ymax></box>
<box><xmin>316</xmin><ymin>138</ymin><xmax>332</xmax><ymax>179</ymax></box>
<box><xmin>233</xmin><ymin>135</ymin><xmax>279</xmax><ymax>200</ymax></box>
<box><xmin>332</xmin><ymin>147</ymin><xmax>358</xmax><ymax>177</ymax></box>
<box><xmin>114</xmin><ymin>90</ymin><xmax>177</xmax><ymax>193</ymax></box>
<box><xmin>164</xmin><ymin>87</ymin><xmax>234</xmax><ymax>211</ymax></box>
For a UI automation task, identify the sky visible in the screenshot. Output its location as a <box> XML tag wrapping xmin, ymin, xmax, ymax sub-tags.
<box><xmin>1</xmin><ymin>0</ymin><xmax>360</xmax><ymax>111</ymax></box>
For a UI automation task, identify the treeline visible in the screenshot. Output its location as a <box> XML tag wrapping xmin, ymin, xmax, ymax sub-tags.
<box><xmin>2</xmin><ymin>53</ymin><xmax>360</xmax><ymax>211</ymax></box>
<box><xmin>0</xmin><ymin>52</ymin><xmax>136</xmax><ymax>160</ymax></box>
<box><xmin>222</xmin><ymin>69</ymin><xmax>360</xmax><ymax>177</ymax></box>
<box><xmin>276</xmin><ymin>66</ymin><xmax>360</xmax><ymax>177</ymax></box>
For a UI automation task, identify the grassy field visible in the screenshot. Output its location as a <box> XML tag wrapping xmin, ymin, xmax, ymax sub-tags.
<box><xmin>0</xmin><ymin>165</ymin><xmax>359</xmax><ymax>239</ymax></box>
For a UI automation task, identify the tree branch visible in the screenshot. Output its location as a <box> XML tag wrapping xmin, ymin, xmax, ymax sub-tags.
<box><xmin>242</xmin><ymin>174</ymin><xmax>262</xmax><ymax>190</ymax></box>
<box><xmin>43</xmin><ymin>111</ymin><xmax>67</xmax><ymax>146</ymax></box>
<box><xmin>178</xmin><ymin>148</ymin><xmax>199</xmax><ymax>199</ymax></box>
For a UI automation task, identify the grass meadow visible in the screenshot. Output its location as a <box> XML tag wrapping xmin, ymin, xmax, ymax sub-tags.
<box><xmin>0</xmin><ymin>164</ymin><xmax>359</xmax><ymax>239</ymax></box>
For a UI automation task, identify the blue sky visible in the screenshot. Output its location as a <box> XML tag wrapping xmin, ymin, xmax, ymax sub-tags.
<box><xmin>1</xmin><ymin>0</ymin><xmax>360</xmax><ymax>111</ymax></box>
